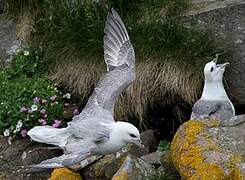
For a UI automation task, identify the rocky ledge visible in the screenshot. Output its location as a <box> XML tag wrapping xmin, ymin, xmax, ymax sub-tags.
<box><xmin>170</xmin><ymin>116</ymin><xmax>245</xmax><ymax>179</ymax></box>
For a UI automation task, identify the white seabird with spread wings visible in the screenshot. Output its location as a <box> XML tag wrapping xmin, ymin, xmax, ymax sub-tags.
<box><xmin>27</xmin><ymin>8</ymin><xmax>142</xmax><ymax>168</ymax></box>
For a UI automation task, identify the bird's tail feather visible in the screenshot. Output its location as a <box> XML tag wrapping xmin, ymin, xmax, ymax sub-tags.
<box><xmin>28</xmin><ymin>153</ymin><xmax>90</xmax><ymax>169</ymax></box>
<box><xmin>27</xmin><ymin>126</ymin><xmax>69</xmax><ymax>147</ymax></box>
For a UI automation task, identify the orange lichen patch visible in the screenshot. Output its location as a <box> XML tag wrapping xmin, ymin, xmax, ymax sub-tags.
<box><xmin>112</xmin><ymin>170</ymin><xmax>129</xmax><ymax>180</ymax></box>
<box><xmin>227</xmin><ymin>154</ymin><xmax>242</xmax><ymax>169</ymax></box>
<box><xmin>170</xmin><ymin>119</ymin><xmax>244</xmax><ymax>179</ymax></box>
<box><xmin>49</xmin><ymin>168</ymin><xmax>82</xmax><ymax>180</ymax></box>
<box><xmin>194</xmin><ymin>163</ymin><xmax>225</xmax><ymax>180</ymax></box>
<box><xmin>229</xmin><ymin>166</ymin><xmax>244</xmax><ymax>180</ymax></box>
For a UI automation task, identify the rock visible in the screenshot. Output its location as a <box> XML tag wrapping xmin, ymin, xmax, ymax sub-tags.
<box><xmin>170</xmin><ymin>118</ymin><xmax>245</xmax><ymax>179</ymax></box>
<box><xmin>0</xmin><ymin>19</ymin><xmax>21</xmax><ymax>66</ymax></box>
<box><xmin>139</xmin><ymin>129</ymin><xmax>158</xmax><ymax>152</ymax></box>
<box><xmin>140</xmin><ymin>151</ymin><xmax>181</xmax><ymax>179</ymax></box>
<box><xmin>0</xmin><ymin>137</ymin><xmax>62</xmax><ymax>180</ymax></box>
<box><xmin>69</xmin><ymin>155</ymin><xmax>103</xmax><ymax>172</ymax></box>
<box><xmin>182</xmin><ymin>1</ymin><xmax>245</xmax><ymax>104</ymax></box>
<box><xmin>81</xmin><ymin>153</ymin><xmax>127</xmax><ymax>179</ymax></box>
<box><xmin>140</xmin><ymin>151</ymin><xmax>165</xmax><ymax>166</ymax></box>
<box><xmin>49</xmin><ymin>168</ymin><xmax>82</xmax><ymax>180</ymax></box>
<box><xmin>112</xmin><ymin>155</ymin><xmax>155</xmax><ymax>180</ymax></box>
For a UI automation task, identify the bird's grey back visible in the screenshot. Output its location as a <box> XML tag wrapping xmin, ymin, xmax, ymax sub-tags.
<box><xmin>191</xmin><ymin>100</ymin><xmax>235</xmax><ymax>121</ymax></box>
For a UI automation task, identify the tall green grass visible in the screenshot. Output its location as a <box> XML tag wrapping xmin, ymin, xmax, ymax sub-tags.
<box><xmin>4</xmin><ymin>0</ymin><xmax>224</xmax><ymax>72</ymax></box>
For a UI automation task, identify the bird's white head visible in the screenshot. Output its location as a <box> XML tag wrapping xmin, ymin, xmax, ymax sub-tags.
<box><xmin>204</xmin><ymin>54</ymin><xmax>229</xmax><ymax>83</ymax></box>
<box><xmin>113</xmin><ymin>121</ymin><xmax>143</xmax><ymax>147</ymax></box>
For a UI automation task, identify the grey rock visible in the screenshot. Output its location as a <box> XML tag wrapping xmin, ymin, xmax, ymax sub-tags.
<box><xmin>171</xmin><ymin>117</ymin><xmax>245</xmax><ymax>178</ymax></box>
<box><xmin>183</xmin><ymin>1</ymin><xmax>245</xmax><ymax>104</ymax></box>
<box><xmin>140</xmin><ymin>151</ymin><xmax>181</xmax><ymax>180</ymax></box>
<box><xmin>0</xmin><ymin>19</ymin><xmax>21</xmax><ymax>66</ymax></box>
<box><xmin>211</xmin><ymin>114</ymin><xmax>245</xmax><ymax>157</ymax></box>
<box><xmin>112</xmin><ymin>154</ymin><xmax>156</xmax><ymax>180</ymax></box>
<box><xmin>0</xmin><ymin>137</ymin><xmax>62</xmax><ymax>180</ymax></box>
<box><xmin>140</xmin><ymin>151</ymin><xmax>164</xmax><ymax>165</ymax></box>
<box><xmin>81</xmin><ymin>153</ymin><xmax>127</xmax><ymax>179</ymax></box>
<box><xmin>140</xmin><ymin>129</ymin><xmax>158</xmax><ymax>152</ymax></box>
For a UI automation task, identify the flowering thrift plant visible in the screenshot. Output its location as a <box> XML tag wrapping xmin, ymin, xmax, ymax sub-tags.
<box><xmin>0</xmin><ymin>49</ymin><xmax>69</xmax><ymax>137</ymax></box>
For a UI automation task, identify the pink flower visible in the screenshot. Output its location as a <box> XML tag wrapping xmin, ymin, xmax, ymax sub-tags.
<box><xmin>50</xmin><ymin>95</ymin><xmax>57</xmax><ymax>101</ymax></box>
<box><xmin>40</xmin><ymin>109</ymin><xmax>46</xmax><ymax>114</ymax></box>
<box><xmin>73</xmin><ymin>108</ymin><xmax>79</xmax><ymax>115</ymax></box>
<box><xmin>28</xmin><ymin>109</ymin><xmax>33</xmax><ymax>114</ymax></box>
<box><xmin>64</xmin><ymin>103</ymin><xmax>69</xmax><ymax>107</ymax></box>
<box><xmin>41</xmin><ymin>99</ymin><xmax>48</xmax><ymax>104</ymax></box>
<box><xmin>39</xmin><ymin>119</ymin><xmax>47</xmax><ymax>126</ymax></box>
<box><xmin>33</xmin><ymin>97</ymin><xmax>40</xmax><ymax>104</ymax></box>
<box><xmin>20</xmin><ymin>107</ymin><xmax>28</xmax><ymax>112</ymax></box>
<box><xmin>52</xmin><ymin>120</ymin><xmax>61</xmax><ymax>128</ymax></box>
<box><xmin>21</xmin><ymin>129</ymin><xmax>28</xmax><ymax>137</ymax></box>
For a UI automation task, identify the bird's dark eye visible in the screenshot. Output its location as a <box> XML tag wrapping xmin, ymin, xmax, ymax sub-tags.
<box><xmin>129</xmin><ymin>133</ymin><xmax>137</xmax><ymax>138</ymax></box>
<box><xmin>210</xmin><ymin>67</ymin><xmax>214</xmax><ymax>72</ymax></box>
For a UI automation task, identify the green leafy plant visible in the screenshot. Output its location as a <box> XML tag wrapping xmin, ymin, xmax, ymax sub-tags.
<box><xmin>0</xmin><ymin>49</ymin><xmax>74</xmax><ymax>137</ymax></box>
<box><xmin>157</xmin><ymin>139</ymin><xmax>170</xmax><ymax>151</ymax></box>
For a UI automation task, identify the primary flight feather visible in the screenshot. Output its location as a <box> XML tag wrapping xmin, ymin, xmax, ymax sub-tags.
<box><xmin>27</xmin><ymin>8</ymin><xmax>142</xmax><ymax>169</ymax></box>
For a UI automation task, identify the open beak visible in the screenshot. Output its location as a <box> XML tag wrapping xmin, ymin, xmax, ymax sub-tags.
<box><xmin>132</xmin><ymin>139</ymin><xmax>145</xmax><ymax>148</ymax></box>
<box><xmin>212</xmin><ymin>53</ymin><xmax>221</xmax><ymax>63</ymax></box>
<box><xmin>216</xmin><ymin>62</ymin><xmax>229</xmax><ymax>69</ymax></box>
<box><xmin>212</xmin><ymin>58</ymin><xmax>218</xmax><ymax>64</ymax></box>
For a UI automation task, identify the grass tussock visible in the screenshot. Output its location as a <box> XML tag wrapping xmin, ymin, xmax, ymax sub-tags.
<box><xmin>51</xmin><ymin>56</ymin><xmax>202</xmax><ymax>128</ymax></box>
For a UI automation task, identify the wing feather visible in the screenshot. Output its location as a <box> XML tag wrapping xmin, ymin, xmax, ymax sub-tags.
<box><xmin>68</xmin><ymin>8</ymin><xmax>135</xmax><ymax>139</ymax></box>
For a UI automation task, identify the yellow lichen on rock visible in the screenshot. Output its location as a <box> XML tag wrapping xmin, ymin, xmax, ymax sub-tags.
<box><xmin>170</xmin><ymin>119</ymin><xmax>244</xmax><ymax>179</ymax></box>
<box><xmin>49</xmin><ymin>168</ymin><xmax>82</xmax><ymax>180</ymax></box>
<box><xmin>112</xmin><ymin>170</ymin><xmax>129</xmax><ymax>180</ymax></box>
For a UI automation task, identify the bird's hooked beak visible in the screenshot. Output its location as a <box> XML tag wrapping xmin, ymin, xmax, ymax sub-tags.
<box><xmin>212</xmin><ymin>53</ymin><xmax>229</xmax><ymax>69</ymax></box>
<box><xmin>216</xmin><ymin>62</ymin><xmax>229</xmax><ymax>69</ymax></box>
<box><xmin>132</xmin><ymin>139</ymin><xmax>145</xmax><ymax>148</ymax></box>
<box><xmin>212</xmin><ymin>53</ymin><xmax>221</xmax><ymax>63</ymax></box>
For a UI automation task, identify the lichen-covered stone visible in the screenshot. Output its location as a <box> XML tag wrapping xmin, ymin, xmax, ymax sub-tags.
<box><xmin>141</xmin><ymin>151</ymin><xmax>181</xmax><ymax>179</ymax></box>
<box><xmin>49</xmin><ymin>168</ymin><xmax>82</xmax><ymax>180</ymax></box>
<box><xmin>112</xmin><ymin>155</ymin><xmax>155</xmax><ymax>180</ymax></box>
<box><xmin>170</xmin><ymin>118</ymin><xmax>245</xmax><ymax>179</ymax></box>
<box><xmin>81</xmin><ymin>153</ymin><xmax>127</xmax><ymax>179</ymax></box>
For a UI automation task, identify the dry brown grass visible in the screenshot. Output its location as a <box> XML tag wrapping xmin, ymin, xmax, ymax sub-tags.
<box><xmin>16</xmin><ymin>11</ymin><xmax>34</xmax><ymax>42</ymax></box>
<box><xmin>50</xmin><ymin>56</ymin><xmax>203</xmax><ymax>128</ymax></box>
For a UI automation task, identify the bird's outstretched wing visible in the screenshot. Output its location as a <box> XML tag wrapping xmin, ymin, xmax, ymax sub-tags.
<box><xmin>87</xmin><ymin>8</ymin><xmax>135</xmax><ymax>113</ymax></box>
<box><xmin>68</xmin><ymin>8</ymin><xmax>135</xmax><ymax>139</ymax></box>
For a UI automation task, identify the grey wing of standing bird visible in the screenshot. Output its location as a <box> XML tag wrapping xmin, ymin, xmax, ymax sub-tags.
<box><xmin>191</xmin><ymin>100</ymin><xmax>234</xmax><ymax>121</ymax></box>
<box><xmin>27</xmin><ymin>8</ymin><xmax>136</xmax><ymax>168</ymax></box>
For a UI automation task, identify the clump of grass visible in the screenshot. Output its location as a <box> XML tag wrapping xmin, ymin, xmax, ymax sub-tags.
<box><xmin>34</xmin><ymin>1</ymin><xmax>107</xmax><ymax>63</ymax></box>
<box><xmin>50</xmin><ymin>57</ymin><xmax>202</xmax><ymax>128</ymax></box>
<box><xmin>131</xmin><ymin>20</ymin><xmax>220</xmax><ymax>72</ymax></box>
<box><xmin>4</xmin><ymin>0</ymin><xmax>43</xmax><ymax>16</ymax></box>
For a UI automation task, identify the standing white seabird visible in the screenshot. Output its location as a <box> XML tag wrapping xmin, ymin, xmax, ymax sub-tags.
<box><xmin>191</xmin><ymin>55</ymin><xmax>235</xmax><ymax>121</ymax></box>
<box><xmin>27</xmin><ymin>8</ymin><xmax>143</xmax><ymax>168</ymax></box>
